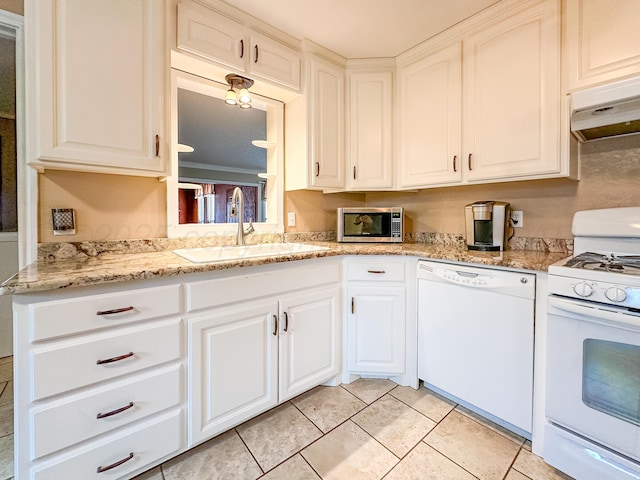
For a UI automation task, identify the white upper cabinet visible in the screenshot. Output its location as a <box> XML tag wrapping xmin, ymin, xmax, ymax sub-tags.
<box><xmin>28</xmin><ymin>0</ymin><xmax>167</xmax><ymax>176</ymax></box>
<box><xmin>563</xmin><ymin>0</ymin><xmax>640</xmax><ymax>92</ymax></box>
<box><xmin>285</xmin><ymin>53</ymin><xmax>345</xmax><ymax>191</ymax></box>
<box><xmin>346</xmin><ymin>65</ymin><xmax>394</xmax><ymax>190</ymax></box>
<box><xmin>177</xmin><ymin>0</ymin><xmax>301</xmax><ymax>91</ymax></box>
<box><xmin>463</xmin><ymin>0</ymin><xmax>561</xmax><ymax>182</ymax></box>
<box><xmin>397</xmin><ymin>0</ymin><xmax>565</xmax><ymax>189</ymax></box>
<box><xmin>397</xmin><ymin>42</ymin><xmax>462</xmax><ymax>188</ymax></box>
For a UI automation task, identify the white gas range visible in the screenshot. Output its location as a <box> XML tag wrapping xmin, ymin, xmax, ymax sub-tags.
<box><xmin>544</xmin><ymin>207</ymin><xmax>640</xmax><ymax>480</ymax></box>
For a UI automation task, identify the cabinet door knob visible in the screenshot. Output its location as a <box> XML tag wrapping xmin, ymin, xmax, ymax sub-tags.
<box><xmin>155</xmin><ymin>134</ymin><xmax>160</xmax><ymax>157</ymax></box>
<box><xmin>96</xmin><ymin>352</ymin><xmax>134</xmax><ymax>365</ymax></box>
<box><xmin>453</xmin><ymin>155</ymin><xmax>457</xmax><ymax>172</ymax></box>
<box><xmin>353</xmin><ymin>166</ymin><xmax>356</xmax><ymax>180</ymax></box>
<box><xmin>96</xmin><ymin>452</ymin><xmax>134</xmax><ymax>473</ymax></box>
<box><xmin>315</xmin><ymin>162</ymin><xmax>320</xmax><ymax>177</ymax></box>
<box><xmin>96</xmin><ymin>306</ymin><xmax>134</xmax><ymax>316</ymax></box>
<box><xmin>272</xmin><ymin>314</ymin><xmax>278</xmax><ymax>336</ymax></box>
<box><xmin>255</xmin><ymin>44</ymin><xmax>259</xmax><ymax>63</ymax></box>
<box><xmin>351</xmin><ymin>297</ymin><xmax>354</xmax><ymax>314</ymax></box>
<box><xmin>240</xmin><ymin>39</ymin><xmax>244</xmax><ymax>58</ymax></box>
<box><xmin>468</xmin><ymin>153</ymin><xmax>473</xmax><ymax>170</ymax></box>
<box><xmin>283</xmin><ymin>311</ymin><xmax>289</xmax><ymax>332</ymax></box>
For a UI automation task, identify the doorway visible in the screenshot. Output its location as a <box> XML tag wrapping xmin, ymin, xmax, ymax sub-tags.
<box><xmin>0</xmin><ymin>8</ymin><xmax>25</xmax><ymax>358</ymax></box>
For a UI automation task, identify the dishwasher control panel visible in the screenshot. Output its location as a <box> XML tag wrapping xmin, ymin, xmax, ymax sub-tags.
<box><xmin>417</xmin><ymin>260</ymin><xmax>535</xmax><ymax>298</ymax></box>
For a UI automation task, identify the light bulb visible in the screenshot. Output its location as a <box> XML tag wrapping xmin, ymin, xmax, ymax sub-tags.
<box><xmin>224</xmin><ymin>88</ymin><xmax>237</xmax><ymax>105</ymax></box>
<box><xmin>239</xmin><ymin>102</ymin><xmax>252</xmax><ymax>109</ymax></box>
<box><xmin>238</xmin><ymin>88</ymin><xmax>251</xmax><ymax>104</ymax></box>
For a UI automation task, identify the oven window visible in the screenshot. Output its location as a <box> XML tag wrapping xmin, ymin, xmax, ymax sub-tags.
<box><xmin>342</xmin><ymin>213</ymin><xmax>390</xmax><ymax>237</ymax></box>
<box><xmin>583</xmin><ymin>339</ymin><xmax>640</xmax><ymax>426</ymax></box>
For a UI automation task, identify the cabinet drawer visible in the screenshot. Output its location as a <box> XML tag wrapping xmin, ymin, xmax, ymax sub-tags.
<box><xmin>32</xmin><ymin>318</ymin><xmax>181</xmax><ymax>401</ymax></box>
<box><xmin>32</xmin><ymin>409</ymin><xmax>183</xmax><ymax>480</ymax></box>
<box><xmin>32</xmin><ymin>364</ymin><xmax>182</xmax><ymax>460</ymax></box>
<box><xmin>29</xmin><ymin>284</ymin><xmax>180</xmax><ymax>342</ymax></box>
<box><xmin>347</xmin><ymin>261</ymin><xmax>406</xmax><ymax>282</ymax></box>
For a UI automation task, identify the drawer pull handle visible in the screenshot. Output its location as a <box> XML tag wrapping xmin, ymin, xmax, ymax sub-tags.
<box><xmin>96</xmin><ymin>402</ymin><xmax>134</xmax><ymax>419</ymax></box>
<box><xmin>96</xmin><ymin>352</ymin><xmax>134</xmax><ymax>365</ymax></box>
<box><xmin>367</xmin><ymin>270</ymin><xmax>386</xmax><ymax>274</ymax></box>
<box><xmin>96</xmin><ymin>306</ymin><xmax>134</xmax><ymax>316</ymax></box>
<box><xmin>283</xmin><ymin>311</ymin><xmax>289</xmax><ymax>332</ymax></box>
<box><xmin>97</xmin><ymin>452</ymin><xmax>134</xmax><ymax>473</ymax></box>
<box><xmin>155</xmin><ymin>134</ymin><xmax>160</xmax><ymax>157</ymax></box>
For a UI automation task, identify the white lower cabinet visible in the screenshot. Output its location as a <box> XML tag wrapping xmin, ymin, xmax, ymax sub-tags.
<box><xmin>347</xmin><ymin>285</ymin><xmax>406</xmax><ymax>374</ymax></box>
<box><xmin>187</xmin><ymin>261</ymin><xmax>341</xmax><ymax>445</ymax></box>
<box><xmin>278</xmin><ymin>287</ymin><xmax>341</xmax><ymax>401</ymax></box>
<box><xmin>188</xmin><ymin>300</ymin><xmax>279</xmax><ymax>444</ymax></box>
<box><xmin>10</xmin><ymin>258</ymin><xmax>364</xmax><ymax>476</ymax></box>
<box><xmin>13</xmin><ymin>283</ymin><xmax>185</xmax><ymax>480</ymax></box>
<box><xmin>344</xmin><ymin>257</ymin><xmax>416</xmax><ymax>386</ymax></box>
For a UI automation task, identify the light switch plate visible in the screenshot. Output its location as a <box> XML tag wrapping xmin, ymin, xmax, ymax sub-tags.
<box><xmin>287</xmin><ymin>212</ymin><xmax>296</xmax><ymax>227</ymax></box>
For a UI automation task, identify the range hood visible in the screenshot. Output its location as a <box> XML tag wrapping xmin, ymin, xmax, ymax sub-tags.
<box><xmin>570</xmin><ymin>75</ymin><xmax>640</xmax><ymax>142</ymax></box>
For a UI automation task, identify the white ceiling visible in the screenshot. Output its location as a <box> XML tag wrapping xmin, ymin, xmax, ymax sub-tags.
<box><xmin>224</xmin><ymin>0</ymin><xmax>501</xmax><ymax>58</ymax></box>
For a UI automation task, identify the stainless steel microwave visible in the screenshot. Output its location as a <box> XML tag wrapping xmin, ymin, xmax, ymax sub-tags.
<box><xmin>337</xmin><ymin>207</ymin><xmax>404</xmax><ymax>243</ymax></box>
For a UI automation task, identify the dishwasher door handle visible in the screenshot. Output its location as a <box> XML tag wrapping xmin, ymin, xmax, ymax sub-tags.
<box><xmin>456</xmin><ymin>271</ymin><xmax>479</xmax><ymax>278</ymax></box>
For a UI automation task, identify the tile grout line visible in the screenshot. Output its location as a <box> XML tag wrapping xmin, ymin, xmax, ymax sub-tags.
<box><xmin>419</xmin><ymin>407</ymin><xmax>484</xmax><ymax>480</ymax></box>
<box><xmin>233</xmin><ymin>424</ymin><xmax>267</xmax><ymax>478</ymax></box>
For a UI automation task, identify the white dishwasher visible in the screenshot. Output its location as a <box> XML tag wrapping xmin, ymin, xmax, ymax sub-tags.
<box><xmin>417</xmin><ymin>260</ymin><xmax>535</xmax><ymax>436</ymax></box>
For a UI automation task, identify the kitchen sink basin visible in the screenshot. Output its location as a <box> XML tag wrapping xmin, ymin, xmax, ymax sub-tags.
<box><xmin>173</xmin><ymin>243</ymin><xmax>330</xmax><ymax>263</ymax></box>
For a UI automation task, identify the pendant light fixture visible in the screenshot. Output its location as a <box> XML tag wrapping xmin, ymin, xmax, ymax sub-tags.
<box><xmin>225</xmin><ymin>73</ymin><xmax>254</xmax><ymax>109</ymax></box>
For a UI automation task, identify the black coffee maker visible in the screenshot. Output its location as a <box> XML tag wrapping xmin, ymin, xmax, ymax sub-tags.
<box><xmin>464</xmin><ymin>201</ymin><xmax>510</xmax><ymax>251</ymax></box>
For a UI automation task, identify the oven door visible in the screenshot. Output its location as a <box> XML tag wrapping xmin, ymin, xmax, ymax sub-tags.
<box><xmin>546</xmin><ymin>295</ymin><xmax>640</xmax><ymax>461</ymax></box>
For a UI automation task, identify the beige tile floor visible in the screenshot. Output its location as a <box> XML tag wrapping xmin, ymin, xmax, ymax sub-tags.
<box><xmin>0</xmin><ymin>355</ymin><xmax>573</xmax><ymax>480</ymax></box>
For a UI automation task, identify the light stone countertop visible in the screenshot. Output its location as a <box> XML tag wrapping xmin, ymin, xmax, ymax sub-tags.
<box><xmin>1</xmin><ymin>239</ymin><xmax>570</xmax><ymax>295</ymax></box>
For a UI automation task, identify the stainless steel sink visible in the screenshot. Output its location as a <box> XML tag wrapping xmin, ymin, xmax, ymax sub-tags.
<box><xmin>173</xmin><ymin>243</ymin><xmax>330</xmax><ymax>263</ymax></box>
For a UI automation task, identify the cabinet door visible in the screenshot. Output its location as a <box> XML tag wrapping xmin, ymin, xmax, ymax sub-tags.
<box><xmin>564</xmin><ymin>0</ymin><xmax>640</xmax><ymax>91</ymax></box>
<box><xmin>310</xmin><ymin>57</ymin><xmax>345</xmax><ymax>189</ymax></box>
<box><xmin>463</xmin><ymin>0</ymin><xmax>560</xmax><ymax>181</ymax></box>
<box><xmin>32</xmin><ymin>0</ymin><xmax>166</xmax><ymax>174</ymax></box>
<box><xmin>397</xmin><ymin>42</ymin><xmax>462</xmax><ymax>188</ymax></box>
<box><xmin>347</xmin><ymin>286</ymin><xmax>406</xmax><ymax>374</ymax></box>
<box><xmin>188</xmin><ymin>300</ymin><xmax>278</xmax><ymax>445</ymax></box>
<box><xmin>348</xmin><ymin>70</ymin><xmax>394</xmax><ymax>190</ymax></box>
<box><xmin>177</xmin><ymin>1</ymin><xmax>246</xmax><ymax>72</ymax></box>
<box><xmin>250</xmin><ymin>31</ymin><xmax>301</xmax><ymax>90</ymax></box>
<box><xmin>278</xmin><ymin>286</ymin><xmax>341</xmax><ymax>401</ymax></box>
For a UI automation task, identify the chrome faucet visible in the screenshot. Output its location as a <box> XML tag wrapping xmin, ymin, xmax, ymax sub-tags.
<box><xmin>230</xmin><ymin>187</ymin><xmax>255</xmax><ymax>245</ymax></box>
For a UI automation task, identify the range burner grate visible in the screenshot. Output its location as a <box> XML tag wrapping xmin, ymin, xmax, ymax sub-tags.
<box><xmin>564</xmin><ymin>252</ymin><xmax>640</xmax><ymax>275</ymax></box>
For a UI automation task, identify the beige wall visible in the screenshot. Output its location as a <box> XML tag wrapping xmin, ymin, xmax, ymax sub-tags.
<box><xmin>38</xmin><ymin>171</ymin><xmax>166</xmax><ymax>242</ymax></box>
<box><xmin>37</xmin><ymin>134</ymin><xmax>640</xmax><ymax>243</ymax></box>
<box><xmin>0</xmin><ymin>0</ymin><xmax>22</xmax><ymax>15</ymax></box>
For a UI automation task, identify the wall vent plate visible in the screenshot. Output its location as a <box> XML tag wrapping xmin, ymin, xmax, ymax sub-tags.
<box><xmin>52</xmin><ymin>208</ymin><xmax>76</xmax><ymax>235</ymax></box>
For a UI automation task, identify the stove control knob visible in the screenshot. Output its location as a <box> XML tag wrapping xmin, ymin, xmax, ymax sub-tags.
<box><xmin>605</xmin><ymin>287</ymin><xmax>627</xmax><ymax>302</ymax></box>
<box><xmin>573</xmin><ymin>282</ymin><xmax>594</xmax><ymax>297</ymax></box>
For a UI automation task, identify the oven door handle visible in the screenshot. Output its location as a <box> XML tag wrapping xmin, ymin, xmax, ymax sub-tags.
<box><xmin>548</xmin><ymin>296</ymin><xmax>640</xmax><ymax>329</ymax></box>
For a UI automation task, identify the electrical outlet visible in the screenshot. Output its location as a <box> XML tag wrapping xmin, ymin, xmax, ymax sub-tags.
<box><xmin>511</xmin><ymin>210</ymin><xmax>524</xmax><ymax>228</ymax></box>
<box><xmin>287</xmin><ymin>212</ymin><xmax>296</xmax><ymax>227</ymax></box>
